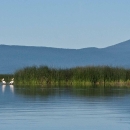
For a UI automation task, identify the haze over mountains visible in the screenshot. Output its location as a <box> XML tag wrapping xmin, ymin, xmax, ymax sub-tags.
<box><xmin>0</xmin><ymin>40</ymin><xmax>130</xmax><ymax>74</ymax></box>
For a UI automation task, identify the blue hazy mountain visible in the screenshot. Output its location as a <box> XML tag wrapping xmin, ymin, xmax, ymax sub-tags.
<box><xmin>0</xmin><ymin>40</ymin><xmax>130</xmax><ymax>74</ymax></box>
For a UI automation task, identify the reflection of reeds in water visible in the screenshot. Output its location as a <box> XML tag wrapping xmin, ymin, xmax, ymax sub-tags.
<box><xmin>14</xmin><ymin>86</ymin><xmax>130</xmax><ymax>98</ymax></box>
<box><xmin>13</xmin><ymin>66</ymin><xmax>130</xmax><ymax>86</ymax></box>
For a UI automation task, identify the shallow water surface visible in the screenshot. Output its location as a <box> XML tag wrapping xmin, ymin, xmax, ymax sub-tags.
<box><xmin>0</xmin><ymin>85</ymin><xmax>130</xmax><ymax>130</ymax></box>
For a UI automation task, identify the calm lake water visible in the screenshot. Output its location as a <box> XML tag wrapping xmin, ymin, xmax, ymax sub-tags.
<box><xmin>0</xmin><ymin>85</ymin><xmax>130</xmax><ymax>130</ymax></box>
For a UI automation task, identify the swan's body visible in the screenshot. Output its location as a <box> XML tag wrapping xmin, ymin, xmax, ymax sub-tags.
<box><xmin>9</xmin><ymin>78</ymin><xmax>14</xmax><ymax>85</ymax></box>
<box><xmin>1</xmin><ymin>78</ymin><xmax>6</xmax><ymax>85</ymax></box>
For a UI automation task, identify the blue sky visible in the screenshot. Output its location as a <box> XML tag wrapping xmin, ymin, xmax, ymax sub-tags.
<box><xmin>0</xmin><ymin>0</ymin><xmax>130</xmax><ymax>49</ymax></box>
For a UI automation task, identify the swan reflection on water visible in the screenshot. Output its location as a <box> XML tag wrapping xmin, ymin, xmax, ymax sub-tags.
<box><xmin>1</xmin><ymin>85</ymin><xmax>14</xmax><ymax>93</ymax></box>
<box><xmin>10</xmin><ymin>85</ymin><xmax>14</xmax><ymax>93</ymax></box>
<box><xmin>2</xmin><ymin>85</ymin><xmax>6</xmax><ymax>93</ymax></box>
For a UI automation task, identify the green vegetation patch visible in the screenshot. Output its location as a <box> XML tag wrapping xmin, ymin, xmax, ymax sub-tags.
<box><xmin>12</xmin><ymin>65</ymin><xmax>130</xmax><ymax>87</ymax></box>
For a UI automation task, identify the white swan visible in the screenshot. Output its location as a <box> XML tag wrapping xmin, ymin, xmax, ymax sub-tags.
<box><xmin>9</xmin><ymin>78</ymin><xmax>14</xmax><ymax>85</ymax></box>
<box><xmin>1</xmin><ymin>78</ymin><xmax>6</xmax><ymax>85</ymax></box>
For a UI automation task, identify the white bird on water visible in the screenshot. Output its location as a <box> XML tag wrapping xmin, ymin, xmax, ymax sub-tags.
<box><xmin>1</xmin><ymin>78</ymin><xmax>6</xmax><ymax>85</ymax></box>
<box><xmin>9</xmin><ymin>78</ymin><xmax>14</xmax><ymax>85</ymax></box>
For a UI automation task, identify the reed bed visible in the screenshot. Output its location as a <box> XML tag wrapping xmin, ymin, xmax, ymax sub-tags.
<box><xmin>13</xmin><ymin>66</ymin><xmax>130</xmax><ymax>87</ymax></box>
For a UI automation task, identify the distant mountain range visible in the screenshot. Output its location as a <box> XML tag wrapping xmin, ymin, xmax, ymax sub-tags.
<box><xmin>0</xmin><ymin>40</ymin><xmax>130</xmax><ymax>74</ymax></box>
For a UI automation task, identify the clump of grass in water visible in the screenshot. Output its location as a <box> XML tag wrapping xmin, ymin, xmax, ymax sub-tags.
<box><xmin>13</xmin><ymin>65</ymin><xmax>130</xmax><ymax>87</ymax></box>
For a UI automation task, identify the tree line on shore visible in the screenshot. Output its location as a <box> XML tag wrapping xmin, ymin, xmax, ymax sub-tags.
<box><xmin>8</xmin><ymin>65</ymin><xmax>130</xmax><ymax>86</ymax></box>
